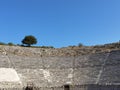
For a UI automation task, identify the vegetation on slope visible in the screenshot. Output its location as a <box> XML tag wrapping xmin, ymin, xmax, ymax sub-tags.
<box><xmin>0</xmin><ymin>41</ymin><xmax>120</xmax><ymax>57</ymax></box>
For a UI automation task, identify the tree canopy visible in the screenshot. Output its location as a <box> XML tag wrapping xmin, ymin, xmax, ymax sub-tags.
<box><xmin>22</xmin><ymin>35</ymin><xmax>37</xmax><ymax>46</ymax></box>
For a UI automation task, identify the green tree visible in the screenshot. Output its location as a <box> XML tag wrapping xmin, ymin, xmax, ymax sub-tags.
<box><xmin>22</xmin><ymin>35</ymin><xmax>37</xmax><ymax>47</ymax></box>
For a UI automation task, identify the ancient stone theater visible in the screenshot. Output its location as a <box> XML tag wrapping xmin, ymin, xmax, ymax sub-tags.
<box><xmin>0</xmin><ymin>44</ymin><xmax>120</xmax><ymax>90</ymax></box>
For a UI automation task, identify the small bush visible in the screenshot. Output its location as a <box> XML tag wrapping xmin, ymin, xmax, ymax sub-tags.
<box><xmin>8</xmin><ymin>42</ymin><xmax>14</xmax><ymax>46</ymax></box>
<box><xmin>78</xmin><ymin>43</ymin><xmax>83</xmax><ymax>47</ymax></box>
<box><xmin>68</xmin><ymin>45</ymin><xmax>76</xmax><ymax>48</ymax></box>
<box><xmin>40</xmin><ymin>46</ymin><xmax>54</xmax><ymax>48</ymax></box>
<box><xmin>0</xmin><ymin>42</ymin><xmax>6</xmax><ymax>45</ymax></box>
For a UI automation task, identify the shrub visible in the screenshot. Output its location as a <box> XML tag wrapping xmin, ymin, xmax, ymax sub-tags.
<box><xmin>0</xmin><ymin>42</ymin><xmax>6</xmax><ymax>45</ymax></box>
<box><xmin>78</xmin><ymin>43</ymin><xmax>83</xmax><ymax>47</ymax></box>
<box><xmin>8</xmin><ymin>42</ymin><xmax>14</xmax><ymax>46</ymax></box>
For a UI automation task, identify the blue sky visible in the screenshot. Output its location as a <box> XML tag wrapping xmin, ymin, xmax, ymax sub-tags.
<box><xmin>0</xmin><ymin>0</ymin><xmax>120</xmax><ymax>47</ymax></box>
